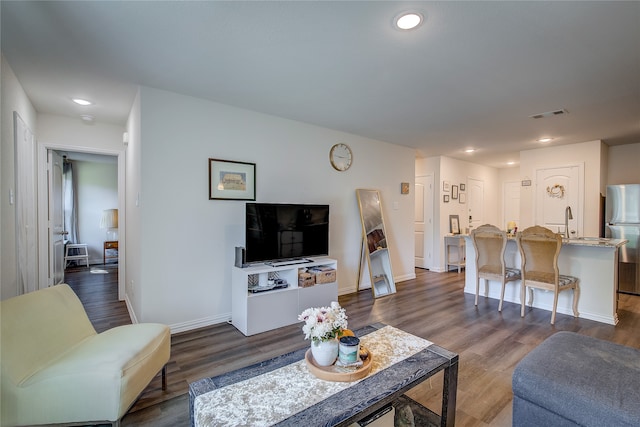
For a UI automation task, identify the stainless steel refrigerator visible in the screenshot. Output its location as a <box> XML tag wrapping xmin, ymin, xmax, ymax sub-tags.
<box><xmin>606</xmin><ymin>184</ymin><xmax>640</xmax><ymax>295</ymax></box>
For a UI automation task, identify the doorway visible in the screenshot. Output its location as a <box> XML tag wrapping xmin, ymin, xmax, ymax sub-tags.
<box><xmin>503</xmin><ymin>181</ymin><xmax>521</xmax><ymax>232</ymax></box>
<box><xmin>37</xmin><ymin>143</ymin><xmax>126</xmax><ymax>299</ymax></box>
<box><xmin>415</xmin><ymin>174</ymin><xmax>434</xmax><ymax>269</ymax></box>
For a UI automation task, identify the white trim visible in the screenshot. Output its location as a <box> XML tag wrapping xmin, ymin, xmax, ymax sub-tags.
<box><xmin>37</xmin><ymin>143</ymin><xmax>126</xmax><ymax>301</ymax></box>
<box><xmin>169</xmin><ymin>313</ymin><xmax>232</xmax><ymax>334</ymax></box>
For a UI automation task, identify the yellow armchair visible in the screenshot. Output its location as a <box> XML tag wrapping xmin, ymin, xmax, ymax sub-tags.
<box><xmin>1</xmin><ymin>284</ymin><xmax>170</xmax><ymax>426</ymax></box>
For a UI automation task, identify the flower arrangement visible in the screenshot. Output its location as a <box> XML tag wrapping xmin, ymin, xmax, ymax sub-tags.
<box><xmin>298</xmin><ymin>301</ymin><xmax>348</xmax><ymax>343</ymax></box>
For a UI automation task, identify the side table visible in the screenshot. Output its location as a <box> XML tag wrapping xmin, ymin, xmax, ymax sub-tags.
<box><xmin>444</xmin><ymin>235</ymin><xmax>466</xmax><ymax>273</ymax></box>
<box><xmin>103</xmin><ymin>240</ymin><xmax>118</xmax><ymax>264</ymax></box>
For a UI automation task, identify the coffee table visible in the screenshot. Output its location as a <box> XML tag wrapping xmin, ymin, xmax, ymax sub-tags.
<box><xmin>189</xmin><ymin>323</ymin><xmax>458</xmax><ymax>426</ymax></box>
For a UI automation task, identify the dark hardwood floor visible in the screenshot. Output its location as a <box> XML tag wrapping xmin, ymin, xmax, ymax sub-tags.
<box><xmin>64</xmin><ymin>264</ymin><xmax>640</xmax><ymax>426</ymax></box>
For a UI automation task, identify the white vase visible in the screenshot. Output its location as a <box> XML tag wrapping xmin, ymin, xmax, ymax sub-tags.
<box><xmin>310</xmin><ymin>338</ymin><xmax>339</xmax><ymax>366</ymax></box>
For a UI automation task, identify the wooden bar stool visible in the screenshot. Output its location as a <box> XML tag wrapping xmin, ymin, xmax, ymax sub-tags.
<box><xmin>516</xmin><ymin>226</ymin><xmax>580</xmax><ymax>324</ymax></box>
<box><xmin>65</xmin><ymin>243</ymin><xmax>89</xmax><ymax>267</ymax></box>
<box><xmin>470</xmin><ymin>224</ymin><xmax>521</xmax><ymax>311</ymax></box>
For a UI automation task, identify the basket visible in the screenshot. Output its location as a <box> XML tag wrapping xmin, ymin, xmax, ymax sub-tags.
<box><xmin>298</xmin><ymin>272</ymin><xmax>315</xmax><ymax>288</ymax></box>
<box><xmin>312</xmin><ymin>268</ymin><xmax>336</xmax><ymax>284</ymax></box>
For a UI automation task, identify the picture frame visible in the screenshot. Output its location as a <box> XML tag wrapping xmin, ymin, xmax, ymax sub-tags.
<box><xmin>401</xmin><ymin>182</ymin><xmax>410</xmax><ymax>195</ymax></box>
<box><xmin>459</xmin><ymin>193</ymin><xmax>466</xmax><ymax>204</ymax></box>
<box><xmin>209</xmin><ymin>158</ymin><xmax>256</xmax><ymax>201</ymax></box>
<box><xmin>449</xmin><ymin>215</ymin><xmax>460</xmax><ymax>234</ymax></box>
<box><xmin>451</xmin><ymin>185</ymin><xmax>459</xmax><ymax>200</ymax></box>
<box><xmin>443</xmin><ymin>181</ymin><xmax>451</xmax><ymax>192</ymax></box>
<box><xmin>443</xmin><ymin>195</ymin><xmax>450</xmax><ymax>203</ymax></box>
<box><xmin>460</xmin><ymin>183</ymin><xmax>465</xmax><ymax>191</ymax></box>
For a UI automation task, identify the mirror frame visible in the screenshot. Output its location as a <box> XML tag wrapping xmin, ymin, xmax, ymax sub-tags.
<box><xmin>356</xmin><ymin>189</ymin><xmax>397</xmax><ymax>298</ymax></box>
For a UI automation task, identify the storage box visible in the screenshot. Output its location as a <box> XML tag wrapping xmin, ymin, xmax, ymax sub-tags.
<box><xmin>311</xmin><ymin>267</ymin><xmax>336</xmax><ymax>284</ymax></box>
<box><xmin>298</xmin><ymin>272</ymin><xmax>315</xmax><ymax>288</ymax></box>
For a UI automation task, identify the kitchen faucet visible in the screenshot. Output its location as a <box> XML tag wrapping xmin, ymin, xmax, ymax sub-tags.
<box><xmin>565</xmin><ymin>206</ymin><xmax>573</xmax><ymax>238</ymax></box>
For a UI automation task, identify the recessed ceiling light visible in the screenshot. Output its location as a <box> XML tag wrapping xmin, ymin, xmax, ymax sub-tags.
<box><xmin>464</xmin><ymin>148</ymin><xmax>475</xmax><ymax>153</ymax></box>
<box><xmin>507</xmin><ymin>161</ymin><xmax>516</xmax><ymax>165</ymax></box>
<box><xmin>537</xmin><ymin>137</ymin><xmax>554</xmax><ymax>143</ymax></box>
<box><xmin>394</xmin><ymin>12</ymin><xmax>424</xmax><ymax>30</ymax></box>
<box><xmin>80</xmin><ymin>114</ymin><xmax>94</xmax><ymax>122</ymax></box>
<box><xmin>72</xmin><ymin>98</ymin><xmax>92</xmax><ymax>106</ymax></box>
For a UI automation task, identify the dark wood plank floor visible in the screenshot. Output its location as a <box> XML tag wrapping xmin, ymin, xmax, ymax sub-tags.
<box><xmin>65</xmin><ymin>265</ymin><xmax>640</xmax><ymax>426</ymax></box>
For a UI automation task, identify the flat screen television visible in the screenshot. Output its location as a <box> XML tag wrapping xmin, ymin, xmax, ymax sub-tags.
<box><xmin>245</xmin><ymin>203</ymin><xmax>329</xmax><ymax>264</ymax></box>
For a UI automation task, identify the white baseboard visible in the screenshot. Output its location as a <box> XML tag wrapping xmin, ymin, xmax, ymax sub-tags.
<box><xmin>123</xmin><ymin>293</ymin><xmax>231</xmax><ymax>333</ymax></box>
<box><xmin>124</xmin><ymin>293</ymin><xmax>137</xmax><ymax>324</ymax></box>
<box><xmin>168</xmin><ymin>314</ymin><xmax>232</xmax><ymax>334</ymax></box>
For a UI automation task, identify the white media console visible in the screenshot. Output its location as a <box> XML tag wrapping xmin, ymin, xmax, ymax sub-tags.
<box><xmin>231</xmin><ymin>257</ymin><xmax>338</xmax><ymax>336</ymax></box>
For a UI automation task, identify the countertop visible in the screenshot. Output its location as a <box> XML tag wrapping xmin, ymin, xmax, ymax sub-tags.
<box><xmin>561</xmin><ymin>237</ymin><xmax>628</xmax><ymax>248</ymax></box>
<box><xmin>460</xmin><ymin>233</ymin><xmax>628</xmax><ymax>248</ymax></box>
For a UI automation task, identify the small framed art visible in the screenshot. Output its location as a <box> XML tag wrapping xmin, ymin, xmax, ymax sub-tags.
<box><xmin>451</xmin><ymin>185</ymin><xmax>459</xmax><ymax>200</ymax></box>
<box><xmin>449</xmin><ymin>215</ymin><xmax>460</xmax><ymax>234</ymax></box>
<box><xmin>443</xmin><ymin>195</ymin><xmax>450</xmax><ymax>203</ymax></box>
<box><xmin>209</xmin><ymin>158</ymin><xmax>256</xmax><ymax>200</ymax></box>
<box><xmin>401</xmin><ymin>182</ymin><xmax>410</xmax><ymax>194</ymax></box>
<box><xmin>443</xmin><ymin>181</ymin><xmax>451</xmax><ymax>192</ymax></box>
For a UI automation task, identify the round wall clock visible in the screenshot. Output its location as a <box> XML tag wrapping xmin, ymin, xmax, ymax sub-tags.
<box><xmin>329</xmin><ymin>143</ymin><xmax>353</xmax><ymax>171</ymax></box>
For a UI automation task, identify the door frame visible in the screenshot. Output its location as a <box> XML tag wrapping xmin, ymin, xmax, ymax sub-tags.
<box><xmin>37</xmin><ymin>142</ymin><xmax>126</xmax><ymax>299</ymax></box>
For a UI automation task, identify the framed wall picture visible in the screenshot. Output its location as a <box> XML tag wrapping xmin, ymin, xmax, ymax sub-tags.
<box><xmin>449</xmin><ymin>215</ymin><xmax>460</xmax><ymax>234</ymax></box>
<box><xmin>443</xmin><ymin>181</ymin><xmax>451</xmax><ymax>192</ymax></box>
<box><xmin>209</xmin><ymin>158</ymin><xmax>256</xmax><ymax>200</ymax></box>
<box><xmin>443</xmin><ymin>195</ymin><xmax>450</xmax><ymax>203</ymax></box>
<box><xmin>460</xmin><ymin>183</ymin><xmax>466</xmax><ymax>191</ymax></box>
<box><xmin>451</xmin><ymin>185</ymin><xmax>459</xmax><ymax>200</ymax></box>
<box><xmin>401</xmin><ymin>182</ymin><xmax>410</xmax><ymax>194</ymax></box>
<box><xmin>459</xmin><ymin>193</ymin><xmax>467</xmax><ymax>204</ymax></box>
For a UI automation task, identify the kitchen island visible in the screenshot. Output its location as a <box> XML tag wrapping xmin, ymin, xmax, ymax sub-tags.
<box><xmin>464</xmin><ymin>236</ymin><xmax>628</xmax><ymax>325</ymax></box>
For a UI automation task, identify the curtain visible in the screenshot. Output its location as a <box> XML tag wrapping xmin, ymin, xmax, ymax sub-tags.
<box><xmin>63</xmin><ymin>158</ymin><xmax>79</xmax><ymax>243</ymax></box>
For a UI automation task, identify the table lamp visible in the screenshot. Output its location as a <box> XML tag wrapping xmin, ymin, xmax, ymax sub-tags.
<box><xmin>100</xmin><ymin>209</ymin><xmax>119</xmax><ymax>240</ymax></box>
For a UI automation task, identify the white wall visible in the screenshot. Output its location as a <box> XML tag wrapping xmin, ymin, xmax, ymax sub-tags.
<box><xmin>519</xmin><ymin>140</ymin><xmax>605</xmax><ymax>237</ymax></box>
<box><xmin>132</xmin><ymin>86</ymin><xmax>416</xmax><ymax>331</ymax></box>
<box><xmin>73</xmin><ymin>160</ymin><xmax>118</xmax><ymax>264</ymax></box>
<box><xmin>607</xmin><ymin>143</ymin><xmax>640</xmax><ymax>184</ymax></box>
<box><xmin>1</xmin><ymin>55</ymin><xmax>38</xmax><ymax>299</ymax></box>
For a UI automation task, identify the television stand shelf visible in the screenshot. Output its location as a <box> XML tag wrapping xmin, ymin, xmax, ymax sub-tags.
<box><xmin>265</xmin><ymin>258</ymin><xmax>312</xmax><ymax>267</ymax></box>
<box><xmin>232</xmin><ymin>257</ymin><xmax>338</xmax><ymax>336</ymax></box>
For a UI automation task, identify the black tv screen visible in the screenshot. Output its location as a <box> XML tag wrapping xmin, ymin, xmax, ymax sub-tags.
<box><xmin>245</xmin><ymin>203</ymin><xmax>329</xmax><ymax>264</ymax></box>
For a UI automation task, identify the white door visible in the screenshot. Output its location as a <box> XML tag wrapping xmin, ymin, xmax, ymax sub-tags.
<box><xmin>467</xmin><ymin>178</ymin><xmax>484</xmax><ymax>230</ymax></box>
<box><xmin>415</xmin><ymin>175</ymin><xmax>434</xmax><ymax>269</ymax></box>
<box><xmin>503</xmin><ymin>181</ymin><xmax>521</xmax><ymax>231</ymax></box>
<box><xmin>535</xmin><ymin>166</ymin><xmax>582</xmax><ymax>237</ymax></box>
<box><xmin>49</xmin><ymin>150</ymin><xmax>65</xmax><ymax>285</ymax></box>
<box><xmin>14</xmin><ymin>112</ymin><xmax>38</xmax><ymax>294</ymax></box>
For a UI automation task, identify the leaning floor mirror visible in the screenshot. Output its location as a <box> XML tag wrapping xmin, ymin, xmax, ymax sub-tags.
<box><xmin>356</xmin><ymin>189</ymin><xmax>397</xmax><ymax>298</ymax></box>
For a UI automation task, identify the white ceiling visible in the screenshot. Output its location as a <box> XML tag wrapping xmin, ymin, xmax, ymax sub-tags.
<box><xmin>2</xmin><ymin>1</ymin><xmax>639</xmax><ymax>168</ymax></box>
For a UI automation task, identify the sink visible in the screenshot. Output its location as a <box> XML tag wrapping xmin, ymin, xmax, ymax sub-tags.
<box><xmin>576</xmin><ymin>237</ymin><xmax>610</xmax><ymax>242</ymax></box>
<box><xmin>564</xmin><ymin>237</ymin><xmax>612</xmax><ymax>245</ymax></box>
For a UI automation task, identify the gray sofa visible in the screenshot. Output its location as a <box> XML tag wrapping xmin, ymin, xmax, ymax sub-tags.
<box><xmin>512</xmin><ymin>331</ymin><xmax>640</xmax><ymax>426</ymax></box>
